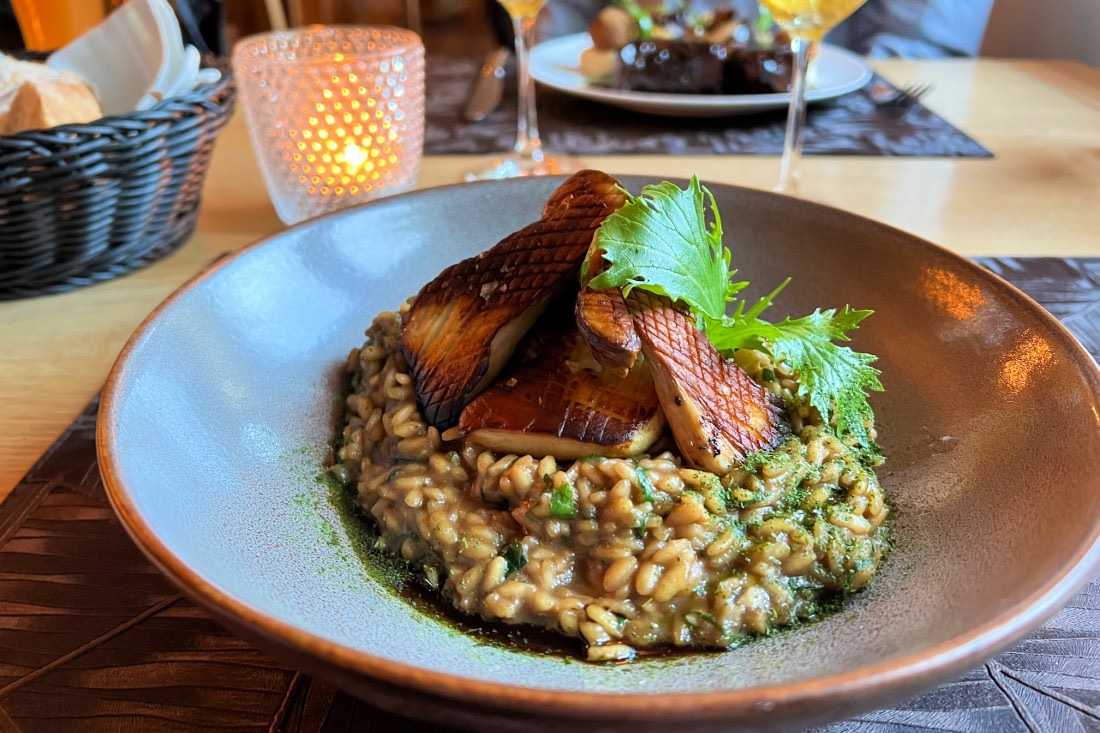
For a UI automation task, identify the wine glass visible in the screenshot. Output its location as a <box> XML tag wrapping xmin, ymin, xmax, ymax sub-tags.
<box><xmin>759</xmin><ymin>0</ymin><xmax>869</xmax><ymax>193</ymax></box>
<box><xmin>464</xmin><ymin>0</ymin><xmax>568</xmax><ymax>181</ymax></box>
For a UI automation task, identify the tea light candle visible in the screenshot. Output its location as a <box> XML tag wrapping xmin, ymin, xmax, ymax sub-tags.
<box><xmin>234</xmin><ymin>26</ymin><xmax>426</xmax><ymax>224</ymax></box>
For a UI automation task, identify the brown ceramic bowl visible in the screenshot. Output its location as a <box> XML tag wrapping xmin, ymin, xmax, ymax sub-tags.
<box><xmin>98</xmin><ymin>177</ymin><xmax>1100</xmax><ymax>732</ymax></box>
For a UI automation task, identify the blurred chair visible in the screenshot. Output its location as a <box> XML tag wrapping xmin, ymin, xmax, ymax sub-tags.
<box><xmin>265</xmin><ymin>0</ymin><xmax>288</xmax><ymax>29</ymax></box>
<box><xmin>276</xmin><ymin>0</ymin><xmax>421</xmax><ymax>28</ymax></box>
<box><xmin>175</xmin><ymin>0</ymin><xmax>227</xmax><ymax>54</ymax></box>
<box><xmin>0</xmin><ymin>0</ymin><xmax>23</xmax><ymax>50</ymax></box>
<box><xmin>981</xmin><ymin>0</ymin><xmax>1099</xmax><ymax>66</ymax></box>
<box><xmin>0</xmin><ymin>0</ymin><xmax>227</xmax><ymax>54</ymax></box>
<box><xmin>238</xmin><ymin>0</ymin><xmax>488</xmax><ymax>56</ymax></box>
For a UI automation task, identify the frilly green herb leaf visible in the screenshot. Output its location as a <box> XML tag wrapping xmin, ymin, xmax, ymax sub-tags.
<box><xmin>588</xmin><ymin>176</ymin><xmax>744</xmax><ymax>322</ymax></box>
<box><xmin>770</xmin><ymin>308</ymin><xmax>883</xmax><ymax>445</ymax></box>
<box><xmin>588</xmin><ymin>178</ymin><xmax>884</xmax><ymax>447</ymax></box>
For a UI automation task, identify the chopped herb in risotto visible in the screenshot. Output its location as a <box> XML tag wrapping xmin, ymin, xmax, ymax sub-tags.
<box><xmin>331</xmin><ymin>170</ymin><xmax>889</xmax><ymax>663</ymax></box>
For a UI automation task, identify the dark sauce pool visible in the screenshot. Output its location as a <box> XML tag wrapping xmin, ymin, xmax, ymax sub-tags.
<box><xmin>318</xmin><ymin>472</ymin><xmax>850</xmax><ymax>663</ymax></box>
<box><xmin>320</xmin><ymin>471</ymin><xmax>587</xmax><ymax>659</ymax></box>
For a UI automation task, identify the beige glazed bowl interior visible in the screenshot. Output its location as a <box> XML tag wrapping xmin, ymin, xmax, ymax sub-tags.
<box><xmin>98</xmin><ymin>176</ymin><xmax>1100</xmax><ymax>733</ymax></box>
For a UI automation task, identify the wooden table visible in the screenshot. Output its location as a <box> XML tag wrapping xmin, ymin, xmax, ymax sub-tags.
<box><xmin>1</xmin><ymin>58</ymin><xmax>1099</xmax><ymax>498</ymax></box>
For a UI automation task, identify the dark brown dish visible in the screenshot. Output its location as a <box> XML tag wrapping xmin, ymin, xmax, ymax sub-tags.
<box><xmin>99</xmin><ymin>176</ymin><xmax>1100</xmax><ymax>732</ymax></box>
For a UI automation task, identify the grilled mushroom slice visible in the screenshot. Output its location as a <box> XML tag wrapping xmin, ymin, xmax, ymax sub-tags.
<box><xmin>626</xmin><ymin>290</ymin><xmax>789</xmax><ymax>474</ymax></box>
<box><xmin>399</xmin><ymin>170</ymin><xmax>628</xmax><ymax>429</ymax></box>
<box><xmin>574</xmin><ymin>287</ymin><xmax>640</xmax><ymax>377</ymax></box>
<box><xmin>459</xmin><ymin>319</ymin><xmax>664</xmax><ymax>459</ymax></box>
<box><xmin>575</xmin><ymin>234</ymin><xmax>642</xmax><ymax>376</ymax></box>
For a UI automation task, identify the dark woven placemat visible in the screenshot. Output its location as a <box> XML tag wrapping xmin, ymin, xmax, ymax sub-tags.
<box><xmin>425</xmin><ymin>56</ymin><xmax>991</xmax><ymax>158</ymax></box>
<box><xmin>0</xmin><ymin>257</ymin><xmax>1095</xmax><ymax>732</ymax></box>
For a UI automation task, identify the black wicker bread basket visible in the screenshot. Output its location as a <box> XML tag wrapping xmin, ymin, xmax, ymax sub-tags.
<box><xmin>0</xmin><ymin>57</ymin><xmax>235</xmax><ymax>300</ymax></box>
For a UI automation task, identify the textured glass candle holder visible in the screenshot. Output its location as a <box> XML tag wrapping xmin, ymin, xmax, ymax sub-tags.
<box><xmin>233</xmin><ymin>26</ymin><xmax>425</xmax><ymax>224</ymax></box>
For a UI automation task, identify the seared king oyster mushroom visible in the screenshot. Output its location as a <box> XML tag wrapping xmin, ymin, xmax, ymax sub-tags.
<box><xmin>625</xmin><ymin>289</ymin><xmax>789</xmax><ymax>473</ymax></box>
<box><xmin>399</xmin><ymin>170</ymin><xmax>628</xmax><ymax>429</ymax></box>
<box><xmin>459</xmin><ymin>313</ymin><xmax>664</xmax><ymax>459</ymax></box>
<box><xmin>574</xmin><ymin>286</ymin><xmax>641</xmax><ymax>377</ymax></box>
<box><xmin>575</xmin><ymin>232</ymin><xmax>642</xmax><ymax>377</ymax></box>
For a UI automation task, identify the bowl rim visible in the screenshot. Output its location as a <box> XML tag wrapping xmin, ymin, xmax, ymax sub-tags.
<box><xmin>97</xmin><ymin>176</ymin><xmax>1100</xmax><ymax>720</ymax></box>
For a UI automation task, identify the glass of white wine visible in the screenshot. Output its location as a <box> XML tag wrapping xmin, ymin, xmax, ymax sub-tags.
<box><xmin>464</xmin><ymin>0</ymin><xmax>568</xmax><ymax>181</ymax></box>
<box><xmin>759</xmin><ymin>0</ymin><xmax>868</xmax><ymax>193</ymax></box>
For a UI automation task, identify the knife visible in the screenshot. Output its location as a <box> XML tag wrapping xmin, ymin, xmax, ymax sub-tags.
<box><xmin>463</xmin><ymin>47</ymin><xmax>509</xmax><ymax>122</ymax></box>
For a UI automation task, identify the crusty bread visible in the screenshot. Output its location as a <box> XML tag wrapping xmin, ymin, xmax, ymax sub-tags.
<box><xmin>589</xmin><ymin>7</ymin><xmax>637</xmax><ymax>51</ymax></box>
<box><xmin>1</xmin><ymin>78</ymin><xmax>103</xmax><ymax>134</ymax></box>
<box><xmin>0</xmin><ymin>53</ymin><xmax>102</xmax><ymax>134</ymax></box>
<box><xmin>579</xmin><ymin>47</ymin><xmax>616</xmax><ymax>82</ymax></box>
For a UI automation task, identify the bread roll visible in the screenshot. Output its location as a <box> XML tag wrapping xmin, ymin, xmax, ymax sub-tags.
<box><xmin>1</xmin><ymin>79</ymin><xmax>102</xmax><ymax>134</ymax></box>
<box><xmin>589</xmin><ymin>7</ymin><xmax>638</xmax><ymax>51</ymax></box>
<box><xmin>0</xmin><ymin>53</ymin><xmax>102</xmax><ymax>134</ymax></box>
<box><xmin>579</xmin><ymin>47</ymin><xmax>617</xmax><ymax>82</ymax></box>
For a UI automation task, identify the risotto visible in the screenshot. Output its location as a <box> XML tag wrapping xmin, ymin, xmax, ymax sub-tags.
<box><xmin>331</xmin><ymin>304</ymin><xmax>890</xmax><ymax>663</ymax></box>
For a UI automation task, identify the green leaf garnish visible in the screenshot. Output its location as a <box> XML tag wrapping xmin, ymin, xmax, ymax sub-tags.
<box><xmin>769</xmin><ymin>308</ymin><xmax>883</xmax><ymax>445</ymax></box>
<box><xmin>588</xmin><ymin>178</ymin><xmax>883</xmax><ymax>447</ymax></box>
<box><xmin>701</xmin><ymin>277</ymin><xmax>789</xmax><ymax>352</ymax></box>
<box><xmin>634</xmin><ymin>466</ymin><xmax>656</xmax><ymax>503</ymax></box>
<box><xmin>755</xmin><ymin>5</ymin><xmax>775</xmax><ymax>36</ymax></box>
<box><xmin>502</xmin><ymin>542</ymin><xmax>527</xmax><ymax>577</ymax></box>
<box><xmin>549</xmin><ymin>482</ymin><xmax>578</xmax><ymax>520</ymax></box>
<box><xmin>588</xmin><ymin>177</ymin><xmax>744</xmax><ymax>322</ymax></box>
<box><xmin>616</xmin><ymin>0</ymin><xmax>655</xmax><ymax>39</ymax></box>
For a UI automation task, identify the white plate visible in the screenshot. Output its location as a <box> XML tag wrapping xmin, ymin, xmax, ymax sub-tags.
<box><xmin>530</xmin><ymin>33</ymin><xmax>873</xmax><ymax>117</ymax></box>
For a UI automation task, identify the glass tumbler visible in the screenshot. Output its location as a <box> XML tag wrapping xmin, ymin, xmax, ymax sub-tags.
<box><xmin>233</xmin><ymin>26</ymin><xmax>425</xmax><ymax>224</ymax></box>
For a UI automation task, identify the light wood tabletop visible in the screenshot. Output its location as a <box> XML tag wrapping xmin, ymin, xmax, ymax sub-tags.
<box><xmin>1</xmin><ymin>57</ymin><xmax>1099</xmax><ymax>497</ymax></box>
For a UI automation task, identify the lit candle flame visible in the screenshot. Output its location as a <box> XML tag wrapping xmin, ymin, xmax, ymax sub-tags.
<box><xmin>336</xmin><ymin>139</ymin><xmax>371</xmax><ymax>178</ymax></box>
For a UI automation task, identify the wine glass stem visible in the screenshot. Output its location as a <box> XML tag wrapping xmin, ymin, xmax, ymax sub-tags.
<box><xmin>777</xmin><ymin>36</ymin><xmax>813</xmax><ymax>194</ymax></box>
<box><xmin>511</xmin><ymin>14</ymin><xmax>544</xmax><ymax>162</ymax></box>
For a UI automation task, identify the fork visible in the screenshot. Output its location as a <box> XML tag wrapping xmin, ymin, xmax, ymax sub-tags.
<box><xmin>874</xmin><ymin>82</ymin><xmax>933</xmax><ymax>116</ymax></box>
